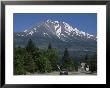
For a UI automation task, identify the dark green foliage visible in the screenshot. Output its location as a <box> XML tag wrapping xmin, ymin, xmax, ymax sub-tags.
<box><xmin>14</xmin><ymin>40</ymin><xmax>59</xmax><ymax>74</ymax></box>
<box><xmin>14</xmin><ymin>47</ymin><xmax>26</xmax><ymax>75</ymax></box>
<box><xmin>62</xmin><ymin>48</ymin><xmax>69</xmax><ymax>67</ymax></box>
<box><xmin>25</xmin><ymin>39</ymin><xmax>40</xmax><ymax>73</ymax></box>
<box><xmin>26</xmin><ymin>39</ymin><xmax>36</xmax><ymax>53</ymax></box>
<box><xmin>14</xmin><ymin>39</ymin><xmax>97</xmax><ymax>75</ymax></box>
<box><xmin>14</xmin><ymin>39</ymin><xmax>38</xmax><ymax>75</ymax></box>
<box><xmin>63</xmin><ymin>48</ymin><xmax>69</xmax><ymax>59</ymax></box>
<box><xmin>23</xmin><ymin>53</ymin><xmax>36</xmax><ymax>73</ymax></box>
<box><xmin>61</xmin><ymin>48</ymin><xmax>75</xmax><ymax>71</ymax></box>
<box><xmin>14</xmin><ymin>55</ymin><xmax>26</xmax><ymax>75</ymax></box>
<box><xmin>48</xmin><ymin>43</ymin><xmax>52</xmax><ymax>49</ymax></box>
<box><xmin>73</xmin><ymin>60</ymin><xmax>78</xmax><ymax>71</ymax></box>
<box><xmin>84</xmin><ymin>54</ymin><xmax>88</xmax><ymax>70</ymax></box>
<box><xmin>37</xmin><ymin>52</ymin><xmax>52</xmax><ymax>73</ymax></box>
<box><xmin>85</xmin><ymin>54</ymin><xmax>88</xmax><ymax>63</ymax></box>
<box><xmin>83</xmin><ymin>54</ymin><xmax>97</xmax><ymax>72</ymax></box>
<box><xmin>46</xmin><ymin>48</ymin><xmax>59</xmax><ymax>71</ymax></box>
<box><xmin>88</xmin><ymin>54</ymin><xmax>97</xmax><ymax>72</ymax></box>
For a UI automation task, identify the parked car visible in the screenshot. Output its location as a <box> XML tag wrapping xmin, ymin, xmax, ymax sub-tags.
<box><xmin>60</xmin><ymin>69</ymin><xmax>68</xmax><ymax>75</ymax></box>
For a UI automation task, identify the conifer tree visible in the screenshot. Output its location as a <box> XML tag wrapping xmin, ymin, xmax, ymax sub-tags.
<box><xmin>37</xmin><ymin>52</ymin><xmax>52</xmax><ymax>73</ymax></box>
<box><xmin>14</xmin><ymin>54</ymin><xmax>26</xmax><ymax>75</ymax></box>
<box><xmin>88</xmin><ymin>54</ymin><xmax>97</xmax><ymax>72</ymax></box>
<box><xmin>26</xmin><ymin>39</ymin><xmax>36</xmax><ymax>53</ymax></box>
<box><xmin>48</xmin><ymin>42</ymin><xmax>52</xmax><ymax>50</ymax></box>
<box><xmin>62</xmin><ymin>48</ymin><xmax>75</xmax><ymax>71</ymax></box>
<box><xmin>47</xmin><ymin>43</ymin><xmax>59</xmax><ymax>71</ymax></box>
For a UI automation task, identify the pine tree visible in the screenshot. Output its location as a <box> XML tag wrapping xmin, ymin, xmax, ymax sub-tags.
<box><xmin>23</xmin><ymin>53</ymin><xmax>36</xmax><ymax>73</ymax></box>
<box><xmin>47</xmin><ymin>48</ymin><xmax>59</xmax><ymax>71</ymax></box>
<box><xmin>47</xmin><ymin>43</ymin><xmax>59</xmax><ymax>71</ymax></box>
<box><xmin>26</xmin><ymin>39</ymin><xmax>36</xmax><ymax>53</ymax></box>
<box><xmin>63</xmin><ymin>48</ymin><xmax>69</xmax><ymax>58</ymax></box>
<box><xmin>14</xmin><ymin>52</ymin><xmax>26</xmax><ymax>75</ymax></box>
<box><xmin>37</xmin><ymin>52</ymin><xmax>52</xmax><ymax>73</ymax></box>
<box><xmin>48</xmin><ymin>43</ymin><xmax>52</xmax><ymax>49</ymax></box>
<box><xmin>23</xmin><ymin>39</ymin><xmax>38</xmax><ymax>73</ymax></box>
<box><xmin>62</xmin><ymin>48</ymin><xmax>75</xmax><ymax>71</ymax></box>
<box><xmin>88</xmin><ymin>54</ymin><xmax>97</xmax><ymax>72</ymax></box>
<box><xmin>85</xmin><ymin>54</ymin><xmax>88</xmax><ymax>63</ymax></box>
<box><xmin>62</xmin><ymin>48</ymin><xmax>69</xmax><ymax>65</ymax></box>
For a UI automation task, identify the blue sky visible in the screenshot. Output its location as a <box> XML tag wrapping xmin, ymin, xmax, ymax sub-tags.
<box><xmin>14</xmin><ymin>13</ymin><xmax>97</xmax><ymax>35</ymax></box>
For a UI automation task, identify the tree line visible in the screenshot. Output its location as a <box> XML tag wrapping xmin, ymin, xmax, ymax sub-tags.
<box><xmin>14</xmin><ymin>39</ymin><xmax>97</xmax><ymax>75</ymax></box>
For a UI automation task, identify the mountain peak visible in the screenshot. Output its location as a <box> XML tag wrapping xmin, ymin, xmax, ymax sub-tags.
<box><xmin>16</xmin><ymin>19</ymin><xmax>97</xmax><ymax>41</ymax></box>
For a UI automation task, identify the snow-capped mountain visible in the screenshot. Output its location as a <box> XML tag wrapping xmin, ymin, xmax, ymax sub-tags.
<box><xmin>16</xmin><ymin>19</ymin><xmax>96</xmax><ymax>42</ymax></box>
<box><xmin>14</xmin><ymin>19</ymin><xmax>97</xmax><ymax>59</ymax></box>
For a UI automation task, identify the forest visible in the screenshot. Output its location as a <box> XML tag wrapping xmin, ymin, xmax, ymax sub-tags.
<box><xmin>14</xmin><ymin>39</ymin><xmax>97</xmax><ymax>75</ymax></box>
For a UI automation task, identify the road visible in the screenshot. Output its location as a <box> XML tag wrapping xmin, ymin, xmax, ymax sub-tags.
<box><xmin>28</xmin><ymin>71</ymin><xmax>97</xmax><ymax>75</ymax></box>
